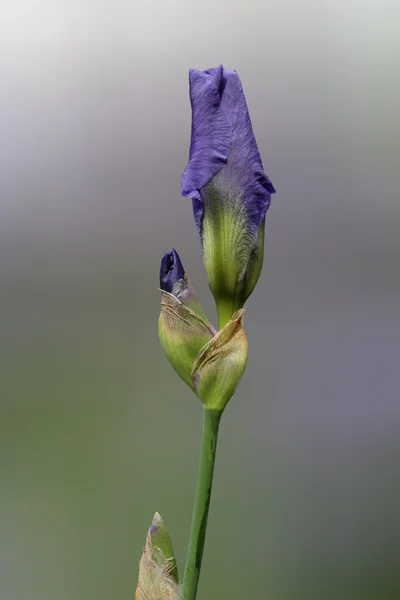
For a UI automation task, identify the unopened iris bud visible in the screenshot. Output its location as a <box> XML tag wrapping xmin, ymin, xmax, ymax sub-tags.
<box><xmin>135</xmin><ymin>512</ymin><xmax>180</xmax><ymax>600</ymax></box>
<box><xmin>158</xmin><ymin>249</ymin><xmax>214</xmax><ymax>391</ymax></box>
<box><xmin>160</xmin><ymin>248</ymin><xmax>209</xmax><ymax>322</ymax></box>
<box><xmin>181</xmin><ymin>65</ymin><xmax>276</xmax><ymax>328</ymax></box>
<box><xmin>191</xmin><ymin>310</ymin><xmax>248</xmax><ymax>412</ymax></box>
<box><xmin>159</xmin><ymin>248</ymin><xmax>185</xmax><ymax>294</ymax></box>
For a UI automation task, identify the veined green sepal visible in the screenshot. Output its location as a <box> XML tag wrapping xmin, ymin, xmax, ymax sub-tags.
<box><xmin>159</xmin><ymin>290</ymin><xmax>214</xmax><ymax>391</ymax></box>
<box><xmin>201</xmin><ymin>177</ymin><xmax>267</xmax><ymax>328</ymax></box>
<box><xmin>135</xmin><ymin>512</ymin><xmax>180</xmax><ymax>600</ymax></box>
<box><xmin>191</xmin><ymin>309</ymin><xmax>248</xmax><ymax>411</ymax></box>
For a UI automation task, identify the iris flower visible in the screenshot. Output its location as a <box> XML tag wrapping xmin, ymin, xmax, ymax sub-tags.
<box><xmin>182</xmin><ymin>65</ymin><xmax>275</xmax><ymax>328</ymax></box>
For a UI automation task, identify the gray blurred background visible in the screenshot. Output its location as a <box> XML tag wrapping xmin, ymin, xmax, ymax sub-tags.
<box><xmin>1</xmin><ymin>1</ymin><xmax>399</xmax><ymax>599</ymax></box>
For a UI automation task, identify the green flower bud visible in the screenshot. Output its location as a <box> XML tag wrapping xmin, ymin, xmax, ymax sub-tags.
<box><xmin>201</xmin><ymin>196</ymin><xmax>267</xmax><ymax>329</ymax></box>
<box><xmin>159</xmin><ymin>290</ymin><xmax>214</xmax><ymax>392</ymax></box>
<box><xmin>136</xmin><ymin>513</ymin><xmax>180</xmax><ymax>600</ymax></box>
<box><xmin>191</xmin><ymin>310</ymin><xmax>248</xmax><ymax>412</ymax></box>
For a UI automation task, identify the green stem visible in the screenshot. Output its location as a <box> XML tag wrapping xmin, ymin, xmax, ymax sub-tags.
<box><xmin>217</xmin><ymin>300</ymin><xmax>234</xmax><ymax>330</ymax></box>
<box><xmin>181</xmin><ymin>408</ymin><xmax>222</xmax><ymax>600</ymax></box>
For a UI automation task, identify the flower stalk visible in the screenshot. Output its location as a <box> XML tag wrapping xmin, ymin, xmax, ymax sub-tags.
<box><xmin>181</xmin><ymin>409</ymin><xmax>221</xmax><ymax>600</ymax></box>
<box><xmin>136</xmin><ymin>63</ymin><xmax>275</xmax><ymax>600</ymax></box>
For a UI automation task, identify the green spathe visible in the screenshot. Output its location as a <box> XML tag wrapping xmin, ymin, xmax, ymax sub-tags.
<box><xmin>170</xmin><ymin>276</ymin><xmax>209</xmax><ymax>323</ymax></box>
<box><xmin>158</xmin><ymin>291</ymin><xmax>214</xmax><ymax>391</ymax></box>
<box><xmin>136</xmin><ymin>513</ymin><xmax>180</xmax><ymax>600</ymax></box>
<box><xmin>191</xmin><ymin>310</ymin><xmax>248</xmax><ymax>412</ymax></box>
<box><xmin>149</xmin><ymin>512</ymin><xmax>179</xmax><ymax>581</ymax></box>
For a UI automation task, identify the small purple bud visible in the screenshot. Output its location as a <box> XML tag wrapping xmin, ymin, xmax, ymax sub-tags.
<box><xmin>159</xmin><ymin>248</ymin><xmax>185</xmax><ymax>293</ymax></box>
<box><xmin>158</xmin><ymin>249</ymin><xmax>215</xmax><ymax>390</ymax></box>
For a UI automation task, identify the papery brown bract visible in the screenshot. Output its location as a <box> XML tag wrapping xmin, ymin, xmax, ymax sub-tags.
<box><xmin>136</xmin><ymin>513</ymin><xmax>180</xmax><ymax>600</ymax></box>
<box><xmin>191</xmin><ymin>310</ymin><xmax>248</xmax><ymax>411</ymax></box>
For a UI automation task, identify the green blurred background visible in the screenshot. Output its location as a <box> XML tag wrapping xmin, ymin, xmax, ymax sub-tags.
<box><xmin>1</xmin><ymin>1</ymin><xmax>399</xmax><ymax>599</ymax></box>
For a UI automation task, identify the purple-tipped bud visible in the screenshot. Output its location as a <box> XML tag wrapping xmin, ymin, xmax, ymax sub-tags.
<box><xmin>159</xmin><ymin>248</ymin><xmax>185</xmax><ymax>293</ymax></box>
<box><xmin>135</xmin><ymin>513</ymin><xmax>179</xmax><ymax>600</ymax></box>
<box><xmin>158</xmin><ymin>249</ymin><xmax>214</xmax><ymax>391</ymax></box>
<box><xmin>181</xmin><ymin>65</ymin><xmax>276</xmax><ymax>327</ymax></box>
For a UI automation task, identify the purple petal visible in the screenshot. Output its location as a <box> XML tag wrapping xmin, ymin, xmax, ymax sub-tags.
<box><xmin>181</xmin><ymin>66</ymin><xmax>275</xmax><ymax>235</ymax></box>
<box><xmin>181</xmin><ymin>65</ymin><xmax>232</xmax><ymax>230</ymax></box>
<box><xmin>159</xmin><ymin>248</ymin><xmax>185</xmax><ymax>293</ymax></box>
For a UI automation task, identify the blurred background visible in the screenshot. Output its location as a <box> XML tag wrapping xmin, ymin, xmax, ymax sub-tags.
<box><xmin>1</xmin><ymin>1</ymin><xmax>399</xmax><ymax>599</ymax></box>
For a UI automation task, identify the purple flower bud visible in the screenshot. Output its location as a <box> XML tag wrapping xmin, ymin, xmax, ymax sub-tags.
<box><xmin>181</xmin><ymin>65</ymin><xmax>276</xmax><ymax>327</ymax></box>
<box><xmin>182</xmin><ymin>65</ymin><xmax>275</xmax><ymax>234</ymax></box>
<box><xmin>159</xmin><ymin>248</ymin><xmax>185</xmax><ymax>293</ymax></box>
